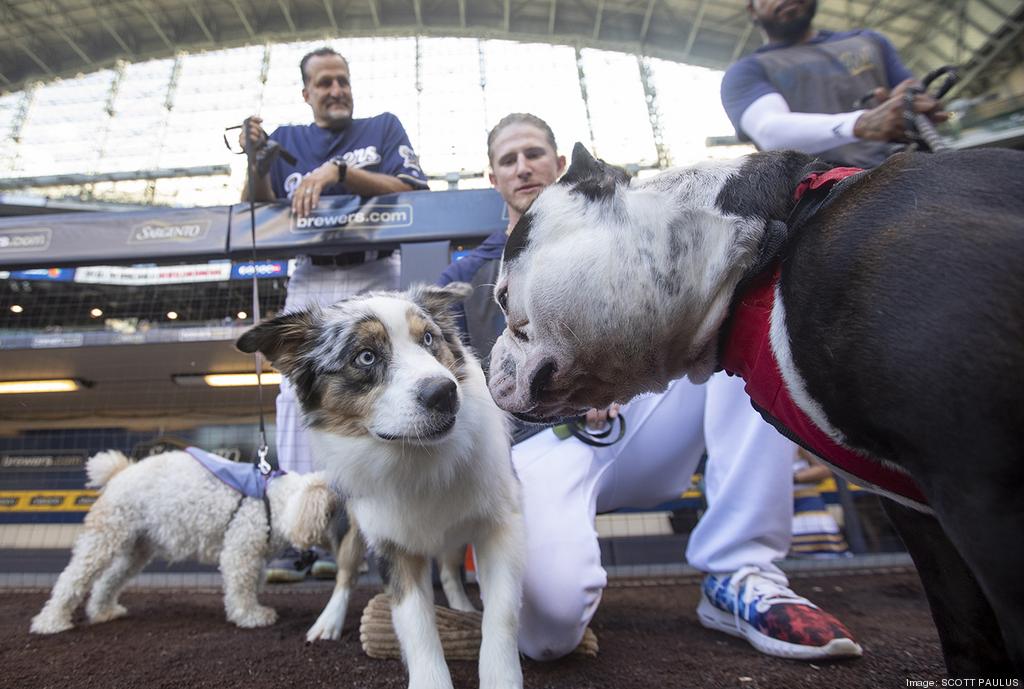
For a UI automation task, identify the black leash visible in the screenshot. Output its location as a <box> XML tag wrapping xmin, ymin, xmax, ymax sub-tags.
<box><xmin>903</xmin><ymin>65</ymin><xmax>959</xmax><ymax>153</ymax></box>
<box><xmin>242</xmin><ymin>117</ymin><xmax>273</xmax><ymax>477</ymax></box>
<box><xmin>238</xmin><ymin>119</ymin><xmax>296</xmax><ymax>477</ymax></box>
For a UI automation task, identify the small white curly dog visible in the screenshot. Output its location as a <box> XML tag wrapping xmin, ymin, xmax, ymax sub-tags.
<box><xmin>31</xmin><ymin>449</ymin><xmax>335</xmax><ymax>634</ymax></box>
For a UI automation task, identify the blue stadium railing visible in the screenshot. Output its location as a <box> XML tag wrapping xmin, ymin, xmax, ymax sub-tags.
<box><xmin>0</xmin><ymin>188</ymin><xmax>508</xmax><ymax>288</ymax></box>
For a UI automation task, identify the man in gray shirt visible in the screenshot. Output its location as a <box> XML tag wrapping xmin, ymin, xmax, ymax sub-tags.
<box><xmin>722</xmin><ymin>0</ymin><xmax>946</xmax><ymax>168</ymax></box>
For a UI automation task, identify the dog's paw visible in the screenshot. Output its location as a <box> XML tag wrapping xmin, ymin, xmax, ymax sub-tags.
<box><xmin>306</xmin><ymin>615</ymin><xmax>344</xmax><ymax>642</ymax></box>
<box><xmin>87</xmin><ymin>603</ymin><xmax>128</xmax><ymax>624</ymax></box>
<box><xmin>232</xmin><ymin>605</ymin><xmax>277</xmax><ymax>628</ymax></box>
<box><xmin>30</xmin><ymin>612</ymin><xmax>74</xmax><ymax>635</ymax></box>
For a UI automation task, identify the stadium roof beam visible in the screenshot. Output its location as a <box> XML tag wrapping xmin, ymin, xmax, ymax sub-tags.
<box><xmin>951</xmin><ymin>4</ymin><xmax>1024</xmax><ymax>96</ymax></box>
<box><xmin>52</xmin><ymin>24</ymin><xmax>93</xmax><ymax>66</ymax></box>
<box><xmin>0</xmin><ymin>0</ymin><xmax>1019</xmax><ymax>96</ymax></box>
<box><xmin>132</xmin><ymin>0</ymin><xmax>175</xmax><ymax>52</ymax></box>
<box><xmin>187</xmin><ymin>3</ymin><xmax>217</xmax><ymax>43</ymax></box>
<box><xmin>95</xmin><ymin>11</ymin><xmax>134</xmax><ymax>56</ymax></box>
<box><xmin>682</xmin><ymin>0</ymin><xmax>708</xmax><ymax>58</ymax></box>
<box><xmin>323</xmin><ymin>0</ymin><xmax>339</xmax><ymax>31</ymax></box>
<box><xmin>0</xmin><ymin>165</ymin><xmax>233</xmax><ymax>191</ymax></box>
<box><xmin>229</xmin><ymin>0</ymin><xmax>258</xmax><ymax>39</ymax></box>
<box><xmin>639</xmin><ymin>0</ymin><xmax>656</xmax><ymax>41</ymax></box>
<box><xmin>278</xmin><ymin>0</ymin><xmax>298</xmax><ymax>32</ymax></box>
<box><xmin>15</xmin><ymin>38</ymin><xmax>54</xmax><ymax>76</ymax></box>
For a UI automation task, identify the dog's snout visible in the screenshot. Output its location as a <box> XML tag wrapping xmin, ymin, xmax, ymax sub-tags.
<box><xmin>528</xmin><ymin>360</ymin><xmax>557</xmax><ymax>405</ymax></box>
<box><xmin>417</xmin><ymin>377</ymin><xmax>458</xmax><ymax>415</ymax></box>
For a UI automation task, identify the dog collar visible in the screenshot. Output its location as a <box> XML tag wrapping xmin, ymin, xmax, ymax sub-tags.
<box><xmin>741</xmin><ymin>166</ymin><xmax>865</xmax><ymax>291</ymax></box>
<box><xmin>719</xmin><ymin>270</ymin><xmax>928</xmax><ymax>506</ymax></box>
<box><xmin>186</xmin><ymin>446</ymin><xmax>285</xmax><ymax>499</ymax></box>
<box><xmin>789</xmin><ymin>166</ymin><xmax>865</xmax><ymax>229</ymax></box>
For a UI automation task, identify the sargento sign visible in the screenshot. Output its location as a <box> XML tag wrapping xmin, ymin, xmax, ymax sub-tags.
<box><xmin>0</xmin><ymin>228</ymin><xmax>52</xmax><ymax>252</ymax></box>
<box><xmin>128</xmin><ymin>221</ymin><xmax>210</xmax><ymax>243</ymax></box>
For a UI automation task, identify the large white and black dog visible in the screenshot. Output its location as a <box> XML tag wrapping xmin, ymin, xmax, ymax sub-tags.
<box><xmin>487</xmin><ymin>145</ymin><xmax>1023</xmax><ymax>677</ymax></box>
<box><xmin>237</xmin><ymin>284</ymin><xmax>524</xmax><ymax>689</ymax></box>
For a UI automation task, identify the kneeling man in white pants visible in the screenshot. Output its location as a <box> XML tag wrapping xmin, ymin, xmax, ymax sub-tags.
<box><xmin>437</xmin><ymin>112</ymin><xmax>862</xmax><ymax>662</ymax></box>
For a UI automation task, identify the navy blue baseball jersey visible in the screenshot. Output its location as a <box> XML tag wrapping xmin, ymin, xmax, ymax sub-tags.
<box><xmin>267</xmin><ymin>112</ymin><xmax>428</xmax><ymax>199</ymax></box>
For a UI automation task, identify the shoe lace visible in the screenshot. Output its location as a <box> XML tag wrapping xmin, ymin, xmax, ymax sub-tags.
<box><xmin>727</xmin><ymin>565</ymin><xmax>814</xmax><ymax>634</ymax></box>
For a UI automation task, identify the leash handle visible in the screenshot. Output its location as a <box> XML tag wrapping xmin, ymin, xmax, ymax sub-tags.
<box><xmin>567</xmin><ymin>412</ymin><xmax>627</xmax><ymax>448</ymax></box>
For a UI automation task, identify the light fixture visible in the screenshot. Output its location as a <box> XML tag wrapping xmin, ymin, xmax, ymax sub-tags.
<box><xmin>0</xmin><ymin>378</ymin><xmax>88</xmax><ymax>394</ymax></box>
<box><xmin>237</xmin><ymin>311</ymin><xmax>248</xmax><ymax>320</ymax></box>
<box><xmin>167</xmin><ymin>311</ymin><xmax>179</xmax><ymax>320</ymax></box>
<box><xmin>10</xmin><ymin>304</ymin><xmax>23</xmax><ymax>314</ymax></box>
<box><xmin>172</xmin><ymin>372</ymin><xmax>282</xmax><ymax>387</ymax></box>
<box><xmin>90</xmin><ymin>308</ymin><xmax>103</xmax><ymax>318</ymax></box>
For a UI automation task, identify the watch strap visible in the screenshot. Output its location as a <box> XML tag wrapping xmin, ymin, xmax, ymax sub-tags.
<box><xmin>328</xmin><ymin>156</ymin><xmax>348</xmax><ymax>183</ymax></box>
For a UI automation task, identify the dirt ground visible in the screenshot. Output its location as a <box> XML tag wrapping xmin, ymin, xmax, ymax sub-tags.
<box><xmin>1</xmin><ymin>570</ymin><xmax>946</xmax><ymax>689</ymax></box>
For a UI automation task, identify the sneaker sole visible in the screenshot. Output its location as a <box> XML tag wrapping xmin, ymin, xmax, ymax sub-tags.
<box><xmin>264</xmin><ymin>569</ymin><xmax>307</xmax><ymax>584</ymax></box>
<box><xmin>310</xmin><ymin>562</ymin><xmax>338</xmax><ymax>580</ymax></box>
<box><xmin>697</xmin><ymin>597</ymin><xmax>863</xmax><ymax>661</ymax></box>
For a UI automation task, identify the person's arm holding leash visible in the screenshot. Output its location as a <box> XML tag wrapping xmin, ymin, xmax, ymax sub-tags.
<box><xmin>239</xmin><ymin>115</ymin><xmax>276</xmax><ymax>202</ymax></box>
<box><xmin>735</xmin><ymin>79</ymin><xmax>947</xmax><ymax>151</ymax></box>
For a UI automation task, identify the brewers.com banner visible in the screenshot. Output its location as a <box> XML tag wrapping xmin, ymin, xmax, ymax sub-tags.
<box><xmin>0</xmin><ymin>189</ymin><xmax>506</xmax><ymax>270</ymax></box>
<box><xmin>227</xmin><ymin>188</ymin><xmax>506</xmax><ymax>259</ymax></box>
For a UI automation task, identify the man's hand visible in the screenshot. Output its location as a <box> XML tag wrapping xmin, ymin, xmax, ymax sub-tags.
<box><xmin>584</xmin><ymin>403</ymin><xmax>621</xmax><ymax>431</ymax></box>
<box><xmin>239</xmin><ymin>115</ymin><xmax>268</xmax><ymax>152</ymax></box>
<box><xmin>853</xmin><ymin>78</ymin><xmax>949</xmax><ymax>143</ymax></box>
<box><xmin>291</xmin><ymin>160</ymin><xmax>343</xmax><ymax>218</ymax></box>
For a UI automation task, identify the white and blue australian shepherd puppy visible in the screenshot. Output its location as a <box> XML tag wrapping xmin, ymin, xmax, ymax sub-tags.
<box><xmin>237</xmin><ymin>282</ymin><xmax>525</xmax><ymax>689</ymax></box>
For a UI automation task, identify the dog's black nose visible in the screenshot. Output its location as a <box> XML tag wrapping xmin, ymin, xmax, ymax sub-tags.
<box><xmin>417</xmin><ymin>377</ymin><xmax>458</xmax><ymax>415</ymax></box>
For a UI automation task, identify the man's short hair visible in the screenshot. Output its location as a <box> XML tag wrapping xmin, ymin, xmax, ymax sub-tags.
<box><xmin>299</xmin><ymin>47</ymin><xmax>349</xmax><ymax>85</ymax></box>
<box><xmin>486</xmin><ymin>113</ymin><xmax>558</xmax><ymax>165</ymax></box>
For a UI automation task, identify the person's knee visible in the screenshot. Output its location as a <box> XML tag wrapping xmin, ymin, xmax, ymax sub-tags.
<box><xmin>518</xmin><ymin>566</ymin><xmax>603</xmax><ymax>661</ymax></box>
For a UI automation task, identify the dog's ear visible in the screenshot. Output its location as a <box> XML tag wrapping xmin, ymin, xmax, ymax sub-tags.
<box><xmin>235</xmin><ymin>308</ymin><xmax>321</xmax><ymax>374</ymax></box>
<box><xmin>559</xmin><ymin>142</ymin><xmax>630</xmax><ymax>201</ymax></box>
<box><xmin>280</xmin><ymin>473</ymin><xmax>338</xmax><ymax>550</ymax></box>
<box><xmin>408</xmin><ymin>282</ymin><xmax>472</xmax><ymax>323</ymax></box>
<box><xmin>715</xmin><ymin>150</ymin><xmax>821</xmax><ymax>221</ymax></box>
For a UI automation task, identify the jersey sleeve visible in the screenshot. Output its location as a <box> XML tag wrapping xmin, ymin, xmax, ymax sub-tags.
<box><xmin>721</xmin><ymin>57</ymin><xmax>778</xmax><ymax>141</ymax></box>
<box><xmin>864</xmin><ymin>30</ymin><xmax>914</xmax><ymax>87</ymax></box>
<box><xmin>377</xmin><ymin>113</ymin><xmax>429</xmax><ymax>190</ymax></box>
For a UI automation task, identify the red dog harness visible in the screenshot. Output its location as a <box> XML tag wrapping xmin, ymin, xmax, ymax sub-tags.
<box><xmin>719</xmin><ymin>168</ymin><xmax>929</xmax><ymax>506</ymax></box>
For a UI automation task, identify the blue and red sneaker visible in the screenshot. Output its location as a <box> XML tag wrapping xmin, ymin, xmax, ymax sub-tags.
<box><xmin>698</xmin><ymin>566</ymin><xmax>863</xmax><ymax>660</ymax></box>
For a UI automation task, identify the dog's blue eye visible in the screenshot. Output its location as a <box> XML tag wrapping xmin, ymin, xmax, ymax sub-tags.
<box><xmin>422</xmin><ymin>331</ymin><xmax>433</xmax><ymax>347</ymax></box>
<box><xmin>355</xmin><ymin>350</ymin><xmax>376</xmax><ymax>366</ymax></box>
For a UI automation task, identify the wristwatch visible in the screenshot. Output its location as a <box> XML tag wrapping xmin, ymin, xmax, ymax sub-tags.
<box><xmin>328</xmin><ymin>156</ymin><xmax>348</xmax><ymax>183</ymax></box>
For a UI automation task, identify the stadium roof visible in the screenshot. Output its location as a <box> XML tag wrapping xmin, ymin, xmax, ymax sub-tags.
<box><xmin>2</xmin><ymin>0</ymin><xmax>1022</xmax><ymax>97</ymax></box>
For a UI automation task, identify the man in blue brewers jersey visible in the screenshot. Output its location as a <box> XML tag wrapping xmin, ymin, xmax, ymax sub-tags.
<box><xmin>242</xmin><ymin>46</ymin><xmax>428</xmax><ymax>583</ymax></box>
<box><xmin>721</xmin><ymin>0</ymin><xmax>946</xmax><ymax>169</ymax></box>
